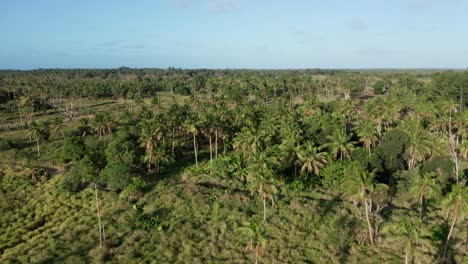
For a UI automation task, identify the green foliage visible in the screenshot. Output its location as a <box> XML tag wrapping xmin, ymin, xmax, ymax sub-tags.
<box><xmin>375</xmin><ymin>129</ymin><xmax>409</xmax><ymax>172</ymax></box>
<box><xmin>0</xmin><ymin>138</ymin><xmax>12</xmax><ymax>151</ymax></box>
<box><xmin>61</xmin><ymin>137</ymin><xmax>86</xmax><ymax>162</ymax></box>
<box><xmin>100</xmin><ymin>162</ymin><xmax>134</xmax><ymax>191</ymax></box>
<box><xmin>59</xmin><ymin>156</ymin><xmax>98</xmax><ymax>192</ymax></box>
<box><xmin>120</xmin><ymin>177</ymin><xmax>148</xmax><ymax>202</ymax></box>
<box><xmin>319</xmin><ymin>161</ymin><xmax>354</xmax><ymax>190</ymax></box>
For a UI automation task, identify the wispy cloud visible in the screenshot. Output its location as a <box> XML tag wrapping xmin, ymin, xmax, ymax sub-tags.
<box><xmin>100</xmin><ymin>40</ymin><xmax>124</xmax><ymax>47</ymax></box>
<box><xmin>207</xmin><ymin>0</ymin><xmax>238</xmax><ymax>13</ymax></box>
<box><xmin>290</xmin><ymin>28</ymin><xmax>321</xmax><ymax>45</ymax></box>
<box><xmin>346</xmin><ymin>19</ymin><xmax>368</xmax><ymax>31</ymax></box>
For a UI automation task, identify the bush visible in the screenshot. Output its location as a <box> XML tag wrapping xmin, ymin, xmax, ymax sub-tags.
<box><xmin>61</xmin><ymin>137</ymin><xmax>86</xmax><ymax>163</ymax></box>
<box><xmin>319</xmin><ymin>161</ymin><xmax>354</xmax><ymax>191</ymax></box>
<box><xmin>0</xmin><ymin>138</ymin><xmax>12</xmax><ymax>151</ymax></box>
<box><xmin>58</xmin><ymin>156</ymin><xmax>98</xmax><ymax>192</ymax></box>
<box><xmin>120</xmin><ymin>178</ymin><xmax>148</xmax><ymax>202</ymax></box>
<box><xmin>100</xmin><ymin>163</ymin><xmax>134</xmax><ymax>191</ymax></box>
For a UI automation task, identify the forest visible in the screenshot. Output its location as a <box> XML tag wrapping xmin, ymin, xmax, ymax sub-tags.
<box><xmin>0</xmin><ymin>68</ymin><xmax>467</xmax><ymax>263</ymax></box>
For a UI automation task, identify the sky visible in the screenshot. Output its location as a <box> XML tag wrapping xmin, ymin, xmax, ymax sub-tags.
<box><xmin>1</xmin><ymin>0</ymin><xmax>468</xmax><ymax>69</ymax></box>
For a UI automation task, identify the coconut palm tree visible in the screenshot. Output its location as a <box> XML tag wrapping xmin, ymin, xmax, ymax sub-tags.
<box><xmin>441</xmin><ymin>184</ymin><xmax>467</xmax><ymax>260</ymax></box>
<box><xmin>233</xmin><ymin>125</ymin><xmax>263</xmax><ymax>154</ymax></box>
<box><xmin>322</xmin><ymin>129</ymin><xmax>356</xmax><ymax>161</ymax></box>
<box><xmin>29</xmin><ymin>121</ymin><xmax>50</xmax><ymax>157</ymax></box>
<box><xmin>183</xmin><ymin>117</ymin><xmax>200</xmax><ymax>166</ymax></box>
<box><xmin>237</xmin><ymin>221</ymin><xmax>267</xmax><ymax>264</ymax></box>
<box><xmin>409</xmin><ymin>171</ymin><xmax>440</xmax><ymax>219</ymax></box>
<box><xmin>296</xmin><ymin>142</ymin><xmax>328</xmax><ymax>178</ymax></box>
<box><xmin>354</xmin><ymin>120</ymin><xmax>379</xmax><ymax>155</ymax></box>
<box><xmin>402</xmin><ymin>120</ymin><xmax>433</xmax><ymax>169</ymax></box>
<box><xmin>342</xmin><ymin>167</ymin><xmax>388</xmax><ymax>245</ymax></box>
<box><xmin>457</xmin><ymin>139</ymin><xmax>468</xmax><ymax>160</ymax></box>
<box><xmin>246</xmin><ymin>152</ymin><xmax>278</xmax><ymax>222</ymax></box>
<box><xmin>385</xmin><ymin>218</ymin><xmax>423</xmax><ymax>264</ymax></box>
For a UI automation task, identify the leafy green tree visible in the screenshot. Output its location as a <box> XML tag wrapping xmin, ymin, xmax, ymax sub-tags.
<box><xmin>375</xmin><ymin>129</ymin><xmax>409</xmax><ymax>172</ymax></box>
<box><xmin>237</xmin><ymin>221</ymin><xmax>267</xmax><ymax>264</ymax></box>
<box><xmin>61</xmin><ymin>137</ymin><xmax>86</xmax><ymax>163</ymax></box>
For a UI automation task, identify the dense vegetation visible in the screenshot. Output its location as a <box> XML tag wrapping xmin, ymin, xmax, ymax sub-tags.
<box><xmin>0</xmin><ymin>68</ymin><xmax>467</xmax><ymax>263</ymax></box>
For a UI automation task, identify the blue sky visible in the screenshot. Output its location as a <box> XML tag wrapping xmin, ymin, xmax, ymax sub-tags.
<box><xmin>1</xmin><ymin>0</ymin><xmax>467</xmax><ymax>69</ymax></box>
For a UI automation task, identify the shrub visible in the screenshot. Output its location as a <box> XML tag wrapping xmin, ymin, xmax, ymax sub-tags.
<box><xmin>319</xmin><ymin>161</ymin><xmax>354</xmax><ymax>191</ymax></box>
<box><xmin>100</xmin><ymin>163</ymin><xmax>134</xmax><ymax>191</ymax></box>
<box><xmin>0</xmin><ymin>138</ymin><xmax>12</xmax><ymax>151</ymax></box>
<box><xmin>61</xmin><ymin>137</ymin><xmax>86</xmax><ymax>163</ymax></box>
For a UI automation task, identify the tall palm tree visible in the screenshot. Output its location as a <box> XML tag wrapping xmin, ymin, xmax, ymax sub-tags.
<box><xmin>296</xmin><ymin>142</ymin><xmax>328</xmax><ymax>178</ymax></box>
<box><xmin>93</xmin><ymin>112</ymin><xmax>107</xmax><ymax>139</ymax></box>
<box><xmin>385</xmin><ymin>218</ymin><xmax>422</xmax><ymax>264</ymax></box>
<box><xmin>354</xmin><ymin>120</ymin><xmax>379</xmax><ymax>155</ymax></box>
<box><xmin>233</xmin><ymin>125</ymin><xmax>263</xmax><ymax>154</ymax></box>
<box><xmin>237</xmin><ymin>221</ymin><xmax>267</xmax><ymax>264</ymax></box>
<box><xmin>139</xmin><ymin>118</ymin><xmax>165</xmax><ymax>171</ymax></box>
<box><xmin>29</xmin><ymin>121</ymin><xmax>50</xmax><ymax>157</ymax></box>
<box><xmin>322</xmin><ymin>129</ymin><xmax>356</xmax><ymax>161</ymax></box>
<box><xmin>342</xmin><ymin>167</ymin><xmax>388</xmax><ymax>245</ymax></box>
<box><xmin>402</xmin><ymin>119</ymin><xmax>433</xmax><ymax>169</ymax></box>
<box><xmin>183</xmin><ymin>117</ymin><xmax>200</xmax><ymax>166</ymax></box>
<box><xmin>441</xmin><ymin>184</ymin><xmax>467</xmax><ymax>260</ymax></box>
<box><xmin>409</xmin><ymin>171</ymin><xmax>440</xmax><ymax>219</ymax></box>
<box><xmin>246</xmin><ymin>152</ymin><xmax>278</xmax><ymax>222</ymax></box>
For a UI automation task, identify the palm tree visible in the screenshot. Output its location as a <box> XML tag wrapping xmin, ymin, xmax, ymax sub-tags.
<box><xmin>457</xmin><ymin>139</ymin><xmax>468</xmax><ymax>160</ymax></box>
<box><xmin>402</xmin><ymin>120</ymin><xmax>433</xmax><ymax>169</ymax></box>
<box><xmin>29</xmin><ymin>121</ymin><xmax>50</xmax><ymax>157</ymax></box>
<box><xmin>237</xmin><ymin>221</ymin><xmax>267</xmax><ymax>264</ymax></box>
<box><xmin>246</xmin><ymin>152</ymin><xmax>278</xmax><ymax>222</ymax></box>
<box><xmin>354</xmin><ymin>120</ymin><xmax>379</xmax><ymax>155</ymax></box>
<box><xmin>385</xmin><ymin>218</ymin><xmax>422</xmax><ymax>264</ymax></box>
<box><xmin>441</xmin><ymin>184</ymin><xmax>467</xmax><ymax>260</ymax></box>
<box><xmin>409</xmin><ymin>171</ymin><xmax>440</xmax><ymax>219</ymax></box>
<box><xmin>233</xmin><ymin>125</ymin><xmax>263</xmax><ymax>154</ymax></box>
<box><xmin>77</xmin><ymin>118</ymin><xmax>92</xmax><ymax>137</ymax></box>
<box><xmin>151</xmin><ymin>146</ymin><xmax>173</xmax><ymax>174</ymax></box>
<box><xmin>183</xmin><ymin>117</ymin><xmax>200</xmax><ymax>166</ymax></box>
<box><xmin>342</xmin><ymin>167</ymin><xmax>388</xmax><ymax>245</ymax></box>
<box><xmin>93</xmin><ymin>112</ymin><xmax>107</xmax><ymax>139</ymax></box>
<box><xmin>296</xmin><ymin>142</ymin><xmax>328</xmax><ymax>178</ymax></box>
<box><xmin>322</xmin><ymin>129</ymin><xmax>356</xmax><ymax>161</ymax></box>
<box><xmin>52</xmin><ymin>116</ymin><xmax>65</xmax><ymax>139</ymax></box>
<box><xmin>139</xmin><ymin>118</ymin><xmax>166</xmax><ymax>171</ymax></box>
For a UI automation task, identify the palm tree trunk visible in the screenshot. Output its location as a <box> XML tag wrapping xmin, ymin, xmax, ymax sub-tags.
<box><xmin>215</xmin><ymin>129</ymin><xmax>218</xmax><ymax>158</ymax></box>
<box><xmin>36</xmin><ymin>139</ymin><xmax>40</xmax><ymax>157</ymax></box>
<box><xmin>209</xmin><ymin>133</ymin><xmax>213</xmax><ymax>163</ymax></box>
<box><xmin>443</xmin><ymin>215</ymin><xmax>457</xmax><ymax>260</ymax></box>
<box><xmin>364</xmin><ymin>199</ymin><xmax>374</xmax><ymax>245</ymax></box>
<box><xmin>193</xmin><ymin>132</ymin><xmax>198</xmax><ymax>166</ymax></box>
<box><xmin>94</xmin><ymin>183</ymin><xmax>102</xmax><ymax>247</ymax></box>
<box><xmin>405</xmin><ymin>242</ymin><xmax>409</xmax><ymax>264</ymax></box>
